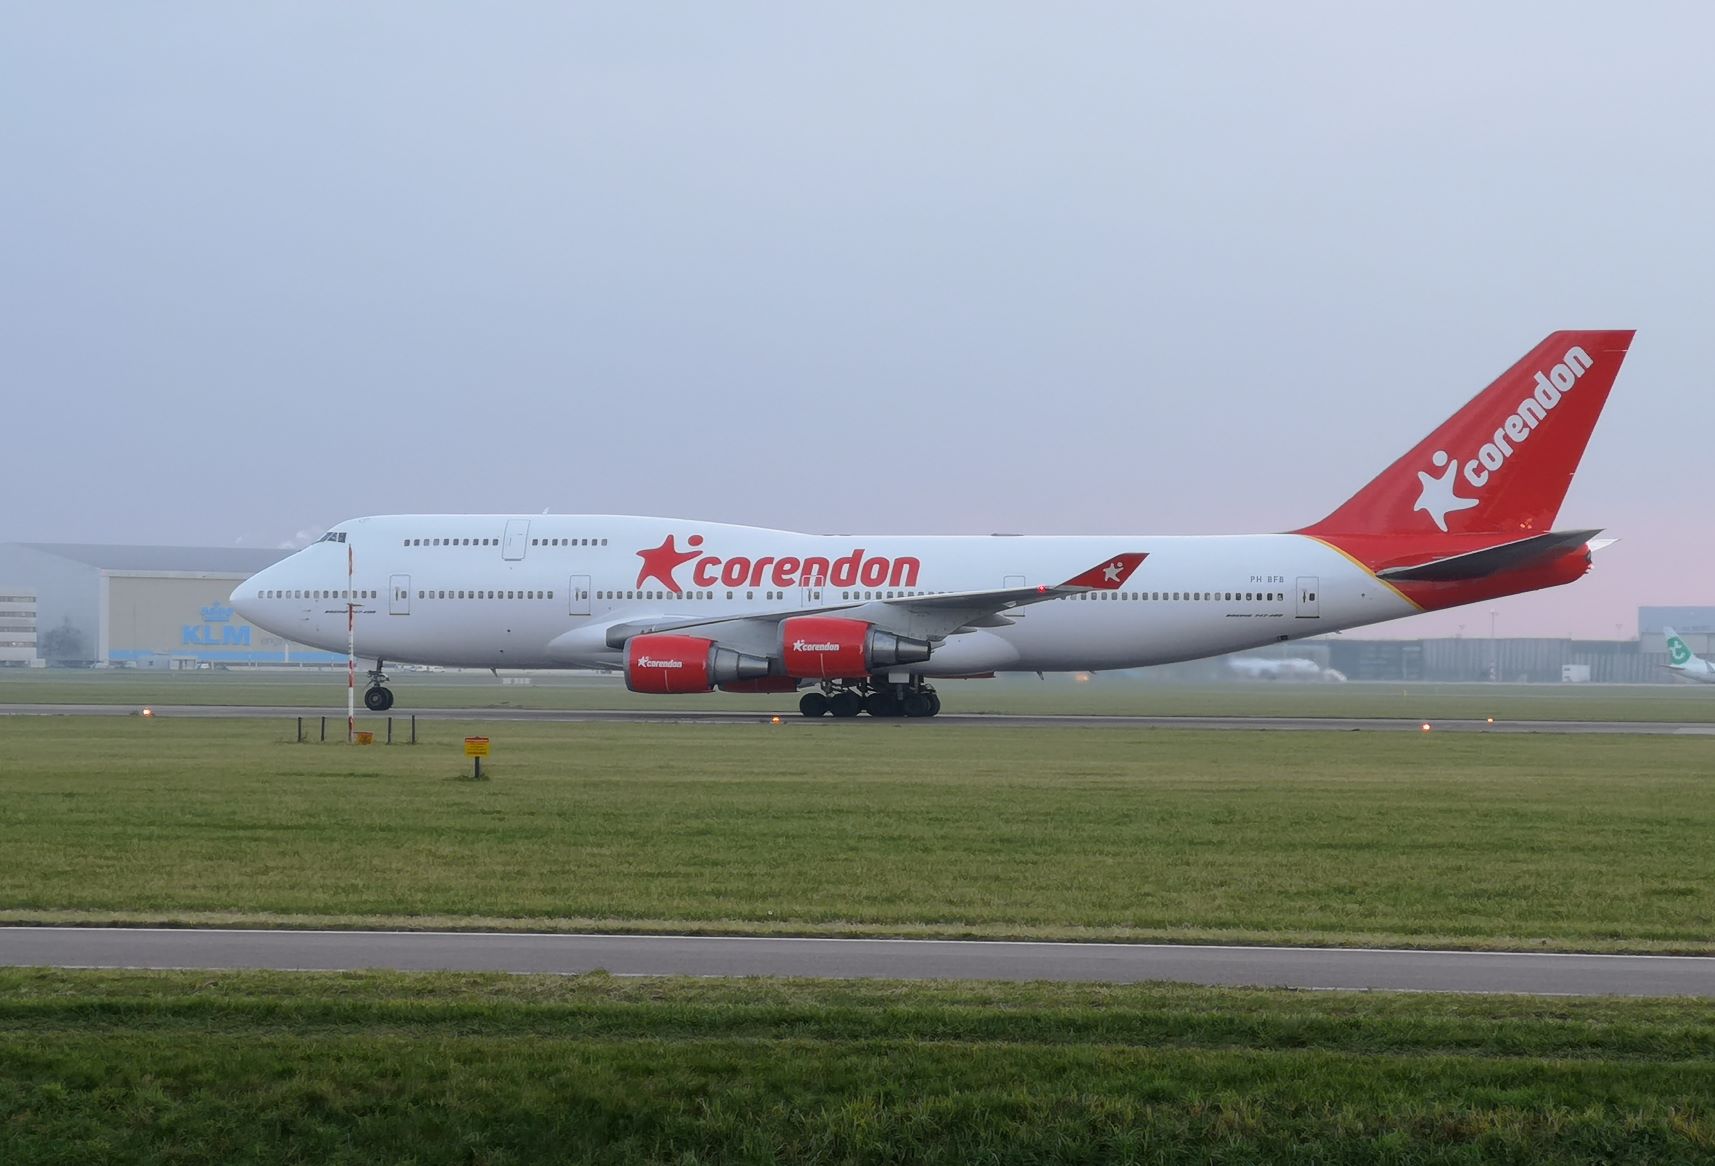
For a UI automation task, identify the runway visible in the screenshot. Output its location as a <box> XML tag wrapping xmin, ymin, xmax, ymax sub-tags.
<box><xmin>3</xmin><ymin>703</ymin><xmax>1713</xmax><ymax>733</ymax></box>
<box><xmin>2</xmin><ymin>927</ymin><xmax>1709</xmax><ymax>995</ymax></box>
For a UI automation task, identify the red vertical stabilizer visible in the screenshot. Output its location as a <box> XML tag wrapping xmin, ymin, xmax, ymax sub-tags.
<box><xmin>1299</xmin><ymin>330</ymin><xmax>1634</xmax><ymax>539</ymax></box>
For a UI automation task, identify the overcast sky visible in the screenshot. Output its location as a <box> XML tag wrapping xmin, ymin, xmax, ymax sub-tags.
<box><xmin>4</xmin><ymin>3</ymin><xmax>1711</xmax><ymax>637</ymax></box>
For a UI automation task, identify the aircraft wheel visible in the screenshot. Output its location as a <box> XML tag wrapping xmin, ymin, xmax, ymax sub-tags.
<box><xmin>865</xmin><ymin>690</ymin><xmax>901</xmax><ymax>718</ymax></box>
<box><xmin>829</xmin><ymin>691</ymin><xmax>863</xmax><ymax>718</ymax></box>
<box><xmin>902</xmin><ymin>691</ymin><xmax>933</xmax><ymax>718</ymax></box>
<box><xmin>799</xmin><ymin>691</ymin><xmax>830</xmax><ymax>718</ymax></box>
<box><xmin>925</xmin><ymin>691</ymin><xmax>942</xmax><ymax>717</ymax></box>
<box><xmin>364</xmin><ymin>686</ymin><xmax>394</xmax><ymax>712</ymax></box>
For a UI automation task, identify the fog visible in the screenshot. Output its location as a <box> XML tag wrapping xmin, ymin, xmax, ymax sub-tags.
<box><xmin>5</xmin><ymin>2</ymin><xmax>1711</xmax><ymax>636</ymax></box>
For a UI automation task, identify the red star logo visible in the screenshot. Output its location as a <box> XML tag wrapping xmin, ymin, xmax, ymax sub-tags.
<box><xmin>635</xmin><ymin>534</ymin><xmax>703</xmax><ymax>593</ymax></box>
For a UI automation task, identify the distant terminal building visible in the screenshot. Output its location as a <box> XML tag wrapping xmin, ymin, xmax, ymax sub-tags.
<box><xmin>1319</xmin><ymin>637</ymin><xmax>1670</xmax><ymax>684</ymax></box>
<box><xmin>0</xmin><ymin>543</ymin><xmax>341</xmax><ymax>667</ymax></box>
<box><xmin>0</xmin><ymin>588</ymin><xmax>38</xmax><ymax>666</ymax></box>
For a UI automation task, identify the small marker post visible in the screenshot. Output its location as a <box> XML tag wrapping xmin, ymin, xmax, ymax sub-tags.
<box><xmin>464</xmin><ymin>736</ymin><xmax>490</xmax><ymax>780</ymax></box>
<box><xmin>346</xmin><ymin>543</ymin><xmax>356</xmax><ymax>744</ymax></box>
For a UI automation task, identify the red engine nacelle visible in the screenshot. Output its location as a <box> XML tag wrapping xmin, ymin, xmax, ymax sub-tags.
<box><xmin>779</xmin><ymin>616</ymin><xmax>932</xmax><ymax>680</ymax></box>
<box><xmin>625</xmin><ymin>633</ymin><xmax>770</xmax><ymax>694</ymax></box>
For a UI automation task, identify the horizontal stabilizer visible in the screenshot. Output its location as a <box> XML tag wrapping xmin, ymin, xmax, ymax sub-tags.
<box><xmin>1376</xmin><ymin>529</ymin><xmax>1601</xmax><ymax>583</ymax></box>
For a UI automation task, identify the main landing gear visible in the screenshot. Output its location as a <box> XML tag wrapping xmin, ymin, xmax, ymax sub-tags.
<box><xmin>364</xmin><ymin>663</ymin><xmax>395</xmax><ymax>712</ymax></box>
<box><xmin>798</xmin><ymin>678</ymin><xmax>942</xmax><ymax>719</ymax></box>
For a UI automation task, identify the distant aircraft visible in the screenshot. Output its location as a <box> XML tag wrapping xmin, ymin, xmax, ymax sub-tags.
<box><xmin>234</xmin><ymin>329</ymin><xmax>1634</xmax><ymax>717</ymax></box>
<box><xmin>1227</xmin><ymin>656</ymin><xmax>1346</xmax><ymax>682</ymax></box>
<box><xmin>1662</xmin><ymin>627</ymin><xmax>1715</xmax><ymax>683</ymax></box>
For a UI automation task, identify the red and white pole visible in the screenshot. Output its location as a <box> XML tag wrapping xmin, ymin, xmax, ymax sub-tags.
<box><xmin>347</xmin><ymin>543</ymin><xmax>356</xmax><ymax>743</ymax></box>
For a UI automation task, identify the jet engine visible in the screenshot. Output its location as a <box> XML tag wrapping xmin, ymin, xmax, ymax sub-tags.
<box><xmin>625</xmin><ymin>633</ymin><xmax>770</xmax><ymax>694</ymax></box>
<box><xmin>779</xmin><ymin>616</ymin><xmax>932</xmax><ymax>679</ymax></box>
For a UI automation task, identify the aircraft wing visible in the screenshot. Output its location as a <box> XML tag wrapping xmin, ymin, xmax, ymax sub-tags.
<box><xmin>599</xmin><ymin>552</ymin><xmax>1149</xmax><ymax>653</ymax></box>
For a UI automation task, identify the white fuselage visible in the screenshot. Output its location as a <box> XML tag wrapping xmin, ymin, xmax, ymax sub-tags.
<box><xmin>232</xmin><ymin>515</ymin><xmax>1420</xmax><ymax>675</ymax></box>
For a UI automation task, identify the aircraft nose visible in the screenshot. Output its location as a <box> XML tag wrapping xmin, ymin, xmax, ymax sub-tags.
<box><xmin>230</xmin><ymin>571</ymin><xmax>267</xmax><ymax>622</ymax></box>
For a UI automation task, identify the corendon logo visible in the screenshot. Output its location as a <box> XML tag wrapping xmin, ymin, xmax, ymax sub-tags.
<box><xmin>792</xmin><ymin>640</ymin><xmax>841</xmax><ymax>652</ymax></box>
<box><xmin>635</xmin><ymin>534</ymin><xmax>921</xmax><ymax>594</ymax></box>
<box><xmin>1412</xmin><ymin>345</ymin><xmax>1594</xmax><ymax>532</ymax></box>
<box><xmin>635</xmin><ymin>657</ymin><xmax>683</xmax><ymax>669</ymax></box>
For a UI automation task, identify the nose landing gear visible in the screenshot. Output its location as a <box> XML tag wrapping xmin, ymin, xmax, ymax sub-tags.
<box><xmin>364</xmin><ymin>663</ymin><xmax>395</xmax><ymax>712</ymax></box>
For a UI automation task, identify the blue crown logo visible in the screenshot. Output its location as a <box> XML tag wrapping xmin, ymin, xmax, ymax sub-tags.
<box><xmin>201</xmin><ymin>603</ymin><xmax>235</xmax><ymax>623</ymax></box>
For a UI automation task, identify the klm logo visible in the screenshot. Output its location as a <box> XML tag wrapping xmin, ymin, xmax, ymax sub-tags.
<box><xmin>183</xmin><ymin>624</ymin><xmax>251</xmax><ymax>646</ymax></box>
<box><xmin>185</xmin><ymin>600</ymin><xmax>248</xmax><ymax>645</ymax></box>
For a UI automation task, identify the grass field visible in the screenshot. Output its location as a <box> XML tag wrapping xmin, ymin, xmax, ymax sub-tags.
<box><xmin>3</xmin><ymin>716</ymin><xmax>1711</xmax><ymax>951</ymax></box>
<box><xmin>2</xmin><ymin>968</ymin><xmax>1712</xmax><ymax>1164</ymax></box>
<box><xmin>5</xmin><ymin>667</ymin><xmax>1715</xmax><ymax>720</ymax></box>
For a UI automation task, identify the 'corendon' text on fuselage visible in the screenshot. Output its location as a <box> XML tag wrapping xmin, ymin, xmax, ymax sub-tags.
<box><xmin>688</xmin><ymin>550</ymin><xmax>921</xmax><ymax>590</ymax></box>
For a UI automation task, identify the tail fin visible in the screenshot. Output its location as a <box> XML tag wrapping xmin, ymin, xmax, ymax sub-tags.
<box><xmin>1664</xmin><ymin>627</ymin><xmax>1696</xmax><ymax>668</ymax></box>
<box><xmin>1300</xmin><ymin>331</ymin><xmax>1635</xmax><ymax>537</ymax></box>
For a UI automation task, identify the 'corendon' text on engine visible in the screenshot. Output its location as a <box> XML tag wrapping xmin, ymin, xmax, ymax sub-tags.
<box><xmin>635</xmin><ymin>657</ymin><xmax>684</xmax><ymax>669</ymax></box>
<box><xmin>691</xmin><ymin>549</ymin><xmax>920</xmax><ymax>590</ymax></box>
<box><xmin>1462</xmin><ymin>346</ymin><xmax>1593</xmax><ymax>488</ymax></box>
<box><xmin>793</xmin><ymin>640</ymin><xmax>840</xmax><ymax>652</ymax></box>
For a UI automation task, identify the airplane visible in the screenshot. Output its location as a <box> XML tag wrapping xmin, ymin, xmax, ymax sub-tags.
<box><xmin>232</xmin><ymin>329</ymin><xmax>1634</xmax><ymax>718</ymax></box>
<box><xmin>1661</xmin><ymin>627</ymin><xmax>1715</xmax><ymax>683</ymax></box>
<box><xmin>1226</xmin><ymin>656</ymin><xmax>1346</xmax><ymax>682</ymax></box>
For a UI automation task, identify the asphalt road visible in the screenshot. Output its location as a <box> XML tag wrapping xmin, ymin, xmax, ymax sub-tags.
<box><xmin>2</xmin><ymin>927</ymin><xmax>1710</xmax><ymax>995</ymax></box>
<box><xmin>4</xmin><ymin>703</ymin><xmax>1713</xmax><ymax>733</ymax></box>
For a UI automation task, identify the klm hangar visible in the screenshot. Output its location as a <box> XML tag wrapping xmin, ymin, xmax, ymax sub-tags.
<box><xmin>0</xmin><ymin>543</ymin><xmax>338</xmax><ymax>668</ymax></box>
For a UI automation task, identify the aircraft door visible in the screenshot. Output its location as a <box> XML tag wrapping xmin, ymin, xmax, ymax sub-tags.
<box><xmin>503</xmin><ymin>520</ymin><xmax>531</xmax><ymax>561</ymax></box>
<box><xmin>800</xmin><ymin>567</ymin><xmax>827</xmax><ymax>608</ymax></box>
<box><xmin>1004</xmin><ymin>575</ymin><xmax>1027</xmax><ymax>617</ymax></box>
<box><xmin>568</xmin><ymin>574</ymin><xmax>591</xmax><ymax>616</ymax></box>
<box><xmin>1296</xmin><ymin>576</ymin><xmax>1320</xmax><ymax>619</ymax></box>
<box><xmin>389</xmin><ymin>574</ymin><xmax>411</xmax><ymax>616</ymax></box>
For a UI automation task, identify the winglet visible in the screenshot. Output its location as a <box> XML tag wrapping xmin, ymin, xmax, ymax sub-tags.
<box><xmin>1059</xmin><ymin>552</ymin><xmax>1148</xmax><ymax>590</ymax></box>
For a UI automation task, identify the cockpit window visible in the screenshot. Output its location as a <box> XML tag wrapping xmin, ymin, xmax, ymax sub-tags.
<box><xmin>317</xmin><ymin>531</ymin><xmax>347</xmax><ymax>543</ymax></box>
